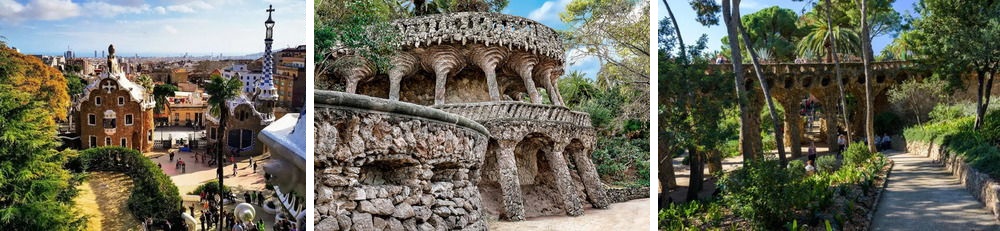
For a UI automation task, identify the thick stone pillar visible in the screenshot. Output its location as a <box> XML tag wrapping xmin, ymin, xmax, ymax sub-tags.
<box><xmin>572</xmin><ymin>146</ymin><xmax>608</xmax><ymax>209</ymax></box>
<box><xmin>336</xmin><ymin>56</ymin><xmax>373</xmax><ymax>94</ymax></box>
<box><xmin>471</xmin><ymin>46</ymin><xmax>507</xmax><ymax>101</ymax></box>
<box><xmin>496</xmin><ymin>139</ymin><xmax>525</xmax><ymax>221</ymax></box>
<box><xmin>507</xmin><ymin>53</ymin><xmax>541</xmax><ymax>104</ymax></box>
<box><xmin>421</xmin><ymin>47</ymin><xmax>465</xmax><ymax>105</ymax></box>
<box><xmin>778</xmin><ymin>91</ymin><xmax>804</xmax><ymax>159</ymax></box>
<box><xmin>821</xmin><ymin>91</ymin><xmax>841</xmax><ymax>152</ymax></box>
<box><xmin>547</xmin><ymin>141</ymin><xmax>583</xmax><ymax>216</ymax></box>
<box><xmin>388</xmin><ymin>53</ymin><xmax>418</xmax><ymax>101</ymax></box>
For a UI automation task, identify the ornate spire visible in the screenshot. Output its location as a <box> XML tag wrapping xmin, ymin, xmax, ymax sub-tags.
<box><xmin>258</xmin><ymin>4</ymin><xmax>278</xmax><ymax>102</ymax></box>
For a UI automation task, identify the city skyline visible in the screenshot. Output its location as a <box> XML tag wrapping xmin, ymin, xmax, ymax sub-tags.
<box><xmin>1</xmin><ymin>0</ymin><xmax>307</xmax><ymax>56</ymax></box>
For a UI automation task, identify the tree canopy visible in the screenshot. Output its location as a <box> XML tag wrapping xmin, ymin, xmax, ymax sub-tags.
<box><xmin>0</xmin><ymin>46</ymin><xmax>71</xmax><ymax>120</ymax></box>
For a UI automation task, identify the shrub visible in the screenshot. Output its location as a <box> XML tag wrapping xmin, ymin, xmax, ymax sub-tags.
<box><xmin>787</xmin><ymin>160</ymin><xmax>806</xmax><ymax>179</ymax></box>
<box><xmin>981</xmin><ymin>110</ymin><xmax>1000</xmax><ymax>144</ymax></box>
<box><xmin>816</xmin><ymin>155</ymin><xmax>838</xmax><ymax>173</ymax></box>
<box><xmin>189</xmin><ymin>180</ymin><xmax>230</xmax><ymax>196</ymax></box>
<box><xmin>72</xmin><ymin>147</ymin><xmax>183</xmax><ymax>225</ymax></box>
<box><xmin>843</xmin><ymin>142</ymin><xmax>874</xmax><ymax>167</ymax></box>
<box><xmin>720</xmin><ymin>159</ymin><xmax>802</xmax><ymax>229</ymax></box>
<box><xmin>929</xmin><ymin>103</ymin><xmax>966</xmax><ymax>122</ymax></box>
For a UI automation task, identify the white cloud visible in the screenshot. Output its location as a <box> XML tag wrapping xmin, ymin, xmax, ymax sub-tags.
<box><xmin>82</xmin><ymin>1</ymin><xmax>151</xmax><ymax>17</ymax></box>
<box><xmin>152</xmin><ymin>6</ymin><xmax>165</xmax><ymax>14</ymax></box>
<box><xmin>0</xmin><ymin>0</ymin><xmax>81</xmax><ymax>22</ymax></box>
<box><xmin>163</xmin><ymin>25</ymin><xmax>178</xmax><ymax>34</ymax></box>
<box><xmin>528</xmin><ymin>0</ymin><xmax>572</xmax><ymax>23</ymax></box>
<box><xmin>165</xmin><ymin>0</ymin><xmax>212</xmax><ymax>13</ymax></box>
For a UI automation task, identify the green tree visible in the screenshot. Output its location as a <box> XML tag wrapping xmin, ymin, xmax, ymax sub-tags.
<box><xmin>204</xmin><ymin>74</ymin><xmax>242</xmax><ymax>229</ymax></box>
<box><xmin>152</xmin><ymin>84</ymin><xmax>179</xmax><ymax>114</ymax></box>
<box><xmin>914</xmin><ymin>0</ymin><xmax>1000</xmax><ymax>130</ymax></box>
<box><xmin>720</xmin><ymin>6</ymin><xmax>802</xmax><ymax>63</ymax></box>
<box><xmin>65</xmin><ymin>73</ymin><xmax>86</xmax><ymax>96</ymax></box>
<box><xmin>796</xmin><ymin>7</ymin><xmax>860</xmax><ymax>62</ymax></box>
<box><xmin>0</xmin><ymin>46</ymin><xmax>71</xmax><ymax>120</ymax></box>
<box><xmin>0</xmin><ymin>84</ymin><xmax>85</xmax><ymax>229</ymax></box>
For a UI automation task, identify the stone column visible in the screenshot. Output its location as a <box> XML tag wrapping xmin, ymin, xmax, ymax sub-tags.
<box><xmin>508</xmin><ymin>53</ymin><xmax>541</xmax><ymax>104</ymax></box>
<box><xmin>547</xmin><ymin>141</ymin><xmax>583</xmax><ymax>216</ymax></box>
<box><xmin>778</xmin><ymin>91</ymin><xmax>804</xmax><ymax>159</ymax></box>
<box><xmin>821</xmin><ymin>90</ymin><xmax>841</xmax><ymax>152</ymax></box>
<box><xmin>388</xmin><ymin>53</ymin><xmax>417</xmax><ymax>101</ymax></box>
<box><xmin>337</xmin><ymin>56</ymin><xmax>373</xmax><ymax>94</ymax></box>
<box><xmin>572</xmin><ymin>146</ymin><xmax>608</xmax><ymax>209</ymax></box>
<box><xmin>421</xmin><ymin>48</ymin><xmax>465</xmax><ymax>105</ymax></box>
<box><xmin>471</xmin><ymin>46</ymin><xmax>507</xmax><ymax>101</ymax></box>
<box><xmin>496</xmin><ymin>139</ymin><xmax>525</xmax><ymax>221</ymax></box>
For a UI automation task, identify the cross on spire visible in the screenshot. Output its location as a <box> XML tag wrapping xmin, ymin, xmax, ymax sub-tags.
<box><xmin>267</xmin><ymin>4</ymin><xmax>274</xmax><ymax>15</ymax></box>
<box><xmin>102</xmin><ymin>81</ymin><xmax>117</xmax><ymax>93</ymax></box>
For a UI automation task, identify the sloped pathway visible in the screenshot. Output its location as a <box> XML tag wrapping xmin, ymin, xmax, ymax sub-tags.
<box><xmin>872</xmin><ymin>151</ymin><xmax>1000</xmax><ymax>231</ymax></box>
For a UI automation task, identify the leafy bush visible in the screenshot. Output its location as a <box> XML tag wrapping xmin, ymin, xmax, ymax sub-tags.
<box><xmin>592</xmin><ymin>136</ymin><xmax>649</xmax><ymax>186</ymax></box>
<box><xmin>189</xmin><ymin>180</ymin><xmax>230</xmax><ymax>196</ymax></box>
<box><xmin>981</xmin><ymin>110</ymin><xmax>1000</xmax><ymax>144</ymax></box>
<box><xmin>843</xmin><ymin>142</ymin><xmax>874</xmax><ymax>168</ymax></box>
<box><xmin>72</xmin><ymin>146</ymin><xmax>183</xmax><ymax>225</ymax></box>
<box><xmin>929</xmin><ymin>103</ymin><xmax>966</xmax><ymax>122</ymax></box>
<box><xmin>787</xmin><ymin>160</ymin><xmax>806</xmax><ymax>178</ymax></box>
<box><xmin>816</xmin><ymin>155</ymin><xmax>838</xmax><ymax>173</ymax></box>
<box><xmin>719</xmin><ymin>159</ymin><xmax>827</xmax><ymax>229</ymax></box>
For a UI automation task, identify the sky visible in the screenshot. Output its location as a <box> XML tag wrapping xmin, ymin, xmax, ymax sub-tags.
<box><xmin>506</xmin><ymin>0</ymin><xmax>607</xmax><ymax>79</ymax></box>
<box><xmin>658</xmin><ymin>0</ymin><xmax>920</xmax><ymax>55</ymax></box>
<box><xmin>1</xmin><ymin>0</ymin><xmax>307</xmax><ymax>57</ymax></box>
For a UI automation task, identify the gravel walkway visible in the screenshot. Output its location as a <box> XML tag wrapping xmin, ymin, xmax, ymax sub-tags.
<box><xmin>872</xmin><ymin>151</ymin><xmax>1000</xmax><ymax>231</ymax></box>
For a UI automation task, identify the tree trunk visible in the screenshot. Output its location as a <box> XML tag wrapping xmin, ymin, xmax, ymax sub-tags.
<box><xmin>658</xmin><ymin>138</ymin><xmax>676</xmax><ymax>209</ymax></box>
<box><xmin>986</xmin><ymin>71</ymin><xmax>995</xmax><ymax>118</ymax></box>
<box><xmin>975</xmin><ymin>70</ymin><xmax>986</xmax><ymax>129</ymax></box>
<box><xmin>722</xmin><ymin>0</ymin><xmax>755</xmax><ymax>162</ymax></box>
<box><xmin>860</xmin><ymin>0</ymin><xmax>877</xmax><ymax>152</ymax></box>
<box><xmin>685</xmin><ymin>147</ymin><xmax>703</xmax><ymax>202</ymax></box>
<box><xmin>216</xmin><ymin>107</ymin><xmax>228</xmax><ymax>230</ymax></box>
<box><xmin>738</xmin><ymin>20</ymin><xmax>787</xmax><ymax>166</ymax></box>
<box><xmin>827</xmin><ymin>0</ymin><xmax>852</xmax><ymax>145</ymax></box>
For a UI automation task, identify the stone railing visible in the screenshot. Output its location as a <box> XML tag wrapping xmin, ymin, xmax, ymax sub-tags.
<box><xmin>432</xmin><ymin>101</ymin><xmax>592</xmax><ymax>127</ymax></box>
<box><xmin>392</xmin><ymin>12</ymin><xmax>564</xmax><ymax>61</ymax></box>
<box><xmin>706</xmin><ymin>61</ymin><xmax>915</xmax><ymax>75</ymax></box>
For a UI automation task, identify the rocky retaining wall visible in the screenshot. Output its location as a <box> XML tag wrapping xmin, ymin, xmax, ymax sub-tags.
<box><xmin>605</xmin><ymin>187</ymin><xmax>649</xmax><ymax>204</ymax></box>
<box><xmin>908</xmin><ymin>141</ymin><xmax>1000</xmax><ymax>221</ymax></box>
<box><xmin>315</xmin><ymin>91</ymin><xmax>490</xmax><ymax>230</ymax></box>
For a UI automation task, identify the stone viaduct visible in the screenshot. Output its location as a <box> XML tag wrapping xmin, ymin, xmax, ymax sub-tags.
<box><xmin>706</xmin><ymin>61</ymin><xmax>925</xmax><ymax>157</ymax></box>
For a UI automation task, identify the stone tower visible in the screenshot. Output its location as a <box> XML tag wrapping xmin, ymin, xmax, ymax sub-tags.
<box><xmin>257</xmin><ymin>4</ymin><xmax>278</xmax><ymax>115</ymax></box>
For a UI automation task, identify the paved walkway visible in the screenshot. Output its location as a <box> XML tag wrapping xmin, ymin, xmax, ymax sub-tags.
<box><xmin>872</xmin><ymin>151</ymin><xmax>1000</xmax><ymax>231</ymax></box>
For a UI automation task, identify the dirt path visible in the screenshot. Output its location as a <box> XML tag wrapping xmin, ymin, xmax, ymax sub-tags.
<box><xmin>872</xmin><ymin>151</ymin><xmax>1000</xmax><ymax>230</ymax></box>
<box><xmin>74</xmin><ymin>172</ymin><xmax>141</xmax><ymax>231</ymax></box>
<box><xmin>486</xmin><ymin>198</ymin><xmax>650</xmax><ymax>230</ymax></box>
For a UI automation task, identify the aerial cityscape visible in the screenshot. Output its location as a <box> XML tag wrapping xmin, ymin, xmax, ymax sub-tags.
<box><xmin>0</xmin><ymin>1</ymin><xmax>306</xmax><ymax>230</ymax></box>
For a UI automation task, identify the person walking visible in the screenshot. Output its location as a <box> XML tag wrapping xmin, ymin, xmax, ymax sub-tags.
<box><xmin>837</xmin><ymin>134</ymin><xmax>847</xmax><ymax>155</ymax></box>
<box><xmin>808</xmin><ymin>142</ymin><xmax>817</xmax><ymax>162</ymax></box>
<box><xmin>233</xmin><ymin>162</ymin><xmax>238</xmax><ymax>177</ymax></box>
<box><xmin>252</xmin><ymin>161</ymin><xmax>258</xmax><ymax>173</ymax></box>
<box><xmin>170</xmin><ymin>151</ymin><xmax>175</xmax><ymax>162</ymax></box>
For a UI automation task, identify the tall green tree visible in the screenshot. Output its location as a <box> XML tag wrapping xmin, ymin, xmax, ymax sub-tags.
<box><xmin>204</xmin><ymin>74</ymin><xmax>242</xmax><ymax>229</ymax></box>
<box><xmin>914</xmin><ymin>0</ymin><xmax>1000</xmax><ymax>130</ymax></box>
<box><xmin>720</xmin><ymin>6</ymin><xmax>802</xmax><ymax>63</ymax></box>
<box><xmin>153</xmin><ymin>84</ymin><xmax>179</xmax><ymax>114</ymax></box>
<box><xmin>796</xmin><ymin>7</ymin><xmax>860</xmax><ymax>62</ymax></box>
<box><xmin>0</xmin><ymin>43</ymin><xmax>83</xmax><ymax>229</ymax></box>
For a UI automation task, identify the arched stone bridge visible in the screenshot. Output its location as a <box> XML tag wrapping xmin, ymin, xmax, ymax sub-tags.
<box><xmin>705</xmin><ymin>61</ymin><xmax>926</xmax><ymax>157</ymax></box>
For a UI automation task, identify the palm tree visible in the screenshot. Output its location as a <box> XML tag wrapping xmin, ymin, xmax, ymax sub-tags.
<box><xmin>204</xmin><ymin>74</ymin><xmax>242</xmax><ymax>229</ymax></box>
<box><xmin>797</xmin><ymin>10</ymin><xmax>860</xmax><ymax>63</ymax></box>
<box><xmin>153</xmin><ymin>84</ymin><xmax>179</xmax><ymax>114</ymax></box>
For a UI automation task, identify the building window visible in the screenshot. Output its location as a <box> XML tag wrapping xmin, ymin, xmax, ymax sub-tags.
<box><xmin>121</xmin><ymin>138</ymin><xmax>127</xmax><ymax>147</ymax></box>
<box><xmin>105</xmin><ymin>137</ymin><xmax>111</xmax><ymax>146</ymax></box>
<box><xmin>148</xmin><ymin>130</ymin><xmax>153</xmax><ymax>141</ymax></box>
<box><xmin>95</xmin><ymin>97</ymin><xmax>102</xmax><ymax>106</ymax></box>
<box><xmin>125</xmin><ymin>114</ymin><xmax>133</xmax><ymax>125</ymax></box>
<box><xmin>118</xmin><ymin>97</ymin><xmax>125</xmax><ymax>106</ymax></box>
<box><xmin>227</xmin><ymin>129</ymin><xmax>254</xmax><ymax>150</ymax></box>
<box><xmin>103</xmin><ymin>111</ymin><xmax>117</xmax><ymax>129</ymax></box>
<box><xmin>89</xmin><ymin>136</ymin><xmax>96</xmax><ymax>147</ymax></box>
<box><xmin>88</xmin><ymin>114</ymin><xmax>96</xmax><ymax>125</ymax></box>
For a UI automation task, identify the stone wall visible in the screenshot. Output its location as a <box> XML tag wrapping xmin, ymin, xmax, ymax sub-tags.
<box><xmin>77</xmin><ymin>78</ymin><xmax>155</xmax><ymax>152</ymax></box>
<box><xmin>315</xmin><ymin>91</ymin><xmax>490</xmax><ymax>230</ymax></box>
<box><xmin>605</xmin><ymin>187</ymin><xmax>650</xmax><ymax>204</ymax></box>
<box><xmin>907</xmin><ymin>141</ymin><xmax>1000</xmax><ymax>221</ymax></box>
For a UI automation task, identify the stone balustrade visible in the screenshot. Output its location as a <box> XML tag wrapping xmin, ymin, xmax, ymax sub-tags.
<box><xmin>392</xmin><ymin>12</ymin><xmax>564</xmax><ymax>61</ymax></box>
<box><xmin>432</xmin><ymin>101</ymin><xmax>591</xmax><ymax>128</ymax></box>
